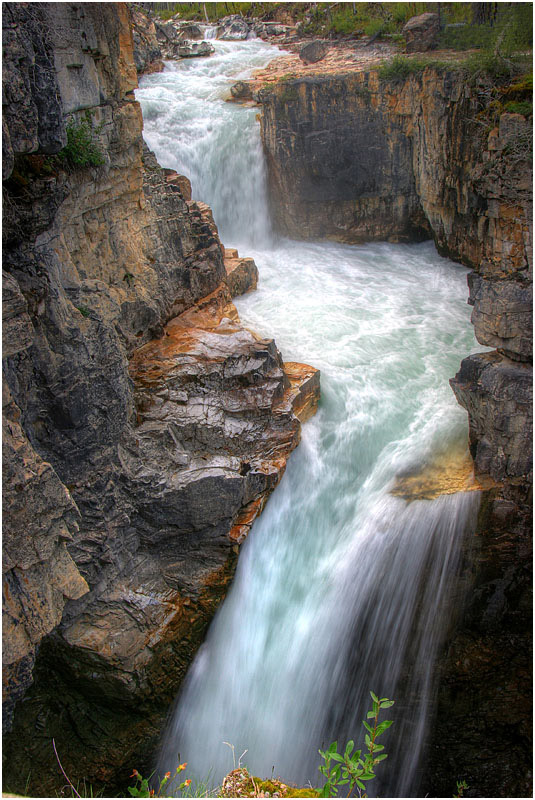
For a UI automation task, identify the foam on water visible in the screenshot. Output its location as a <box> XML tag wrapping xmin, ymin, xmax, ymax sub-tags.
<box><xmin>136</xmin><ymin>42</ymin><xmax>481</xmax><ymax>797</ymax></box>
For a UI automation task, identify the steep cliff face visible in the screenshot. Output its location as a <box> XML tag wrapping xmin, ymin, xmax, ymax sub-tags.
<box><xmin>2</xmin><ymin>4</ymin><xmax>318</xmax><ymax>794</ymax></box>
<box><xmin>259</xmin><ymin>66</ymin><xmax>532</xmax><ymax>796</ymax></box>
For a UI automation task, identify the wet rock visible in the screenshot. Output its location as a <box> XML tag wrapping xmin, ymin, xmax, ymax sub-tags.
<box><xmin>177</xmin><ymin>40</ymin><xmax>214</xmax><ymax>58</ymax></box>
<box><xmin>231</xmin><ymin>80</ymin><xmax>254</xmax><ymax>101</ymax></box>
<box><xmin>402</xmin><ymin>12</ymin><xmax>440</xmax><ymax>52</ymax></box>
<box><xmin>218</xmin><ymin>15</ymin><xmax>250</xmax><ymax>40</ymax></box>
<box><xmin>299</xmin><ymin>40</ymin><xmax>329</xmax><ymax>64</ymax></box>
<box><xmin>177</xmin><ymin>23</ymin><xmax>203</xmax><ymax>41</ymax></box>
<box><xmin>224</xmin><ymin>249</ymin><xmax>259</xmax><ymax>296</ymax></box>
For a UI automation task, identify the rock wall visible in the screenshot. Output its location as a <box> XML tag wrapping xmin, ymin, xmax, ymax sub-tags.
<box><xmin>2</xmin><ymin>4</ymin><xmax>318</xmax><ymax>794</ymax></box>
<box><xmin>258</xmin><ymin>66</ymin><xmax>532</xmax><ymax>796</ymax></box>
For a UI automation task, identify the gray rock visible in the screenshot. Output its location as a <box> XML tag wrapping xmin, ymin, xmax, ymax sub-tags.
<box><xmin>468</xmin><ymin>273</ymin><xmax>532</xmax><ymax>360</ymax></box>
<box><xmin>177</xmin><ymin>40</ymin><xmax>214</xmax><ymax>58</ymax></box>
<box><xmin>403</xmin><ymin>12</ymin><xmax>440</xmax><ymax>52</ymax></box>
<box><xmin>218</xmin><ymin>15</ymin><xmax>250</xmax><ymax>40</ymax></box>
<box><xmin>450</xmin><ymin>351</ymin><xmax>533</xmax><ymax>482</ymax></box>
<box><xmin>299</xmin><ymin>40</ymin><xmax>329</xmax><ymax>64</ymax></box>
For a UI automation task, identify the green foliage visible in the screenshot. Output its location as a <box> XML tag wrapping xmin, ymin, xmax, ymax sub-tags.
<box><xmin>317</xmin><ymin>692</ymin><xmax>394</xmax><ymax>798</ymax></box>
<box><xmin>364</xmin><ymin>18</ymin><xmax>395</xmax><ymax>38</ymax></box>
<box><xmin>377</xmin><ymin>54</ymin><xmax>428</xmax><ymax>81</ymax></box>
<box><xmin>503</xmin><ymin>100</ymin><xmax>533</xmax><ymax>117</ymax></box>
<box><xmin>128</xmin><ymin>763</ymin><xmax>191</xmax><ymax>797</ymax></box>
<box><xmin>454</xmin><ymin>779</ymin><xmax>469</xmax><ymax>797</ymax></box>
<box><xmin>76</xmin><ymin>305</ymin><xmax>91</xmax><ymax>318</ymax></box>
<box><xmin>59</xmin><ymin>113</ymin><xmax>104</xmax><ymax>169</ymax></box>
<box><xmin>461</xmin><ymin>51</ymin><xmax>519</xmax><ymax>82</ymax></box>
<box><xmin>439</xmin><ymin>3</ymin><xmax>533</xmax><ymax>54</ymax></box>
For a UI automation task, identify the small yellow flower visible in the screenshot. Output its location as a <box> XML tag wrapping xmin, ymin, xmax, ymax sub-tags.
<box><xmin>164</xmin><ymin>772</ymin><xmax>171</xmax><ymax>780</ymax></box>
<box><xmin>184</xmin><ymin>779</ymin><xmax>192</xmax><ymax>786</ymax></box>
<box><xmin>178</xmin><ymin>762</ymin><xmax>188</xmax><ymax>772</ymax></box>
<box><xmin>130</xmin><ymin>770</ymin><xmax>139</xmax><ymax>778</ymax></box>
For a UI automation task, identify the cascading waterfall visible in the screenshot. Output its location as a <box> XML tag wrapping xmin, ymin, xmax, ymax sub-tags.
<box><xmin>203</xmin><ymin>26</ymin><xmax>219</xmax><ymax>40</ymax></box>
<box><xmin>137</xmin><ymin>41</ymin><xmax>481</xmax><ymax>797</ymax></box>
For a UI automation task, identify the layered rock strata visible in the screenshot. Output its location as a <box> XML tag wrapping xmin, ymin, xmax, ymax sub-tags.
<box><xmin>2</xmin><ymin>3</ymin><xmax>318</xmax><ymax>794</ymax></box>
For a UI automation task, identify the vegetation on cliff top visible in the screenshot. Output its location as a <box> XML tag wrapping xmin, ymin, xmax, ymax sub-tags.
<box><xmin>145</xmin><ymin>1</ymin><xmax>532</xmax><ymax>52</ymax></box>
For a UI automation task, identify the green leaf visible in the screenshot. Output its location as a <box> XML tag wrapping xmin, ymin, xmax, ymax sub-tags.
<box><xmin>356</xmin><ymin>779</ymin><xmax>365</xmax><ymax>790</ymax></box>
<box><xmin>363</xmin><ymin>721</ymin><xmax>373</xmax><ymax>733</ymax></box>
<box><xmin>361</xmin><ymin>773</ymin><xmax>375</xmax><ymax>781</ymax></box>
<box><xmin>370</xmin><ymin>691</ymin><xmax>379</xmax><ymax>703</ymax></box>
<box><xmin>331</xmin><ymin>753</ymin><xmax>344</xmax><ymax>763</ymax></box>
<box><xmin>374</xmin><ymin>754</ymin><xmax>388</xmax><ymax>763</ymax></box>
<box><xmin>376</xmin><ymin>720</ymin><xmax>393</xmax><ymax>735</ymax></box>
<box><xmin>328</xmin><ymin>741</ymin><xmax>338</xmax><ymax>754</ymax></box>
<box><xmin>344</xmin><ymin>740</ymin><xmax>354</xmax><ymax>756</ymax></box>
<box><xmin>365</xmin><ymin>734</ymin><xmax>372</xmax><ymax>749</ymax></box>
<box><xmin>380</xmin><ymin>699</ymin><xmax>394</xmax><ymax>707</ymax></box>
<box><xmin>319</xmin><ymin>784</ymin><xmax>330</xmax><ymax>798</ymax></box>
<box><xmin>366</xmin><ymin>711</ymin><xmax>376</xmax><ymax>719</ymax></box>
<box><xmin>372</xmin><ymin>743</ymin><xmax>384</xmax><ymax>753</ymax></box>
<box><xmin>338</xmin><ymin>780</ymin><xmax>349</xmax><ymax>786</ymax></box>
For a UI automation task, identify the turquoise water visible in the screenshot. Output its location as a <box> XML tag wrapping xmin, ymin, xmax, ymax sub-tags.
<box><xmin>137</xmin><ymin>39</ymin><xmax>480</xmax><ymax>797</ymax></box>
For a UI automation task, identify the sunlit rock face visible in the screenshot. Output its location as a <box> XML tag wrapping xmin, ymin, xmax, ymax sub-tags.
<box><xmin>2</xmin><ymin>3</ymin><xmax>317</xmax><ymax>794</ymax></box>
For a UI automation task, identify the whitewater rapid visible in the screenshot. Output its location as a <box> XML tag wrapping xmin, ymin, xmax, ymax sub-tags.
<box><xmin>136</xmin><ymin>38</ymin><xmax>481</xmax><ymax>797</ymax></box>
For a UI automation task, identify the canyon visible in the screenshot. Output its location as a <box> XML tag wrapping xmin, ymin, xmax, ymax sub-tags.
<box><xmin>2</xmin><ymin>4</ymin><xmax>532</xmax><ymax>798</ymax></box>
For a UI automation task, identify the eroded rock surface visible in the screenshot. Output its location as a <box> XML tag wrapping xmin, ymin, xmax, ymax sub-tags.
<box><xmin>2</xmin><ymin>3</ymin><xmax>318</xmax><ymax>794</ymax></box>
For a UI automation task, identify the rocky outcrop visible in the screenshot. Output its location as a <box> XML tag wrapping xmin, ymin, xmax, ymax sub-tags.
<box><xmin>2</xmin><ymin>3</ymin><xmax>318</xmax><ymax>794</ymax></box>
<box><xmin>131</xmin><ymin>6</ymin><xmax>163</xmax><ymax>75</ymax></box>
<box><xmin>218</xmin><ymin>14</ymin><xmax>250</xmax><ymax>40</ymax></box>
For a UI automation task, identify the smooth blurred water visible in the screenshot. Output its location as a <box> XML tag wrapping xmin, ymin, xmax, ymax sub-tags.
<box><xmin>137</xmin><ymin>41</ymin><xmax>480</xmax><ymax>797</ymax></box>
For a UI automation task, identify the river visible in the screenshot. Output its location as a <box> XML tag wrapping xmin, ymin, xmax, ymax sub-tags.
<box><xmin>136</xmin><ymin>38</ymin><xmax>481</xmax><ymax>797</ymax></box>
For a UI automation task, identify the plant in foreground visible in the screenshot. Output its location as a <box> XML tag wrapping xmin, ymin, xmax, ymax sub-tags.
<box><xmin>128</xmin><ymin>762</ymin><xmax>190</xmax><ymax>798</ymax></box>
<box><xmin>318</xmin><ymin>692</ymin><xmax>394</xmax><ymax>798</ymax></box>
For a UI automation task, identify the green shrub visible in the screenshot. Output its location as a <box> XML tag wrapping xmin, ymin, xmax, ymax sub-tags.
<box><xmin>59</xmin><ymin>114</ymin><xmax>105</xmax><ymax>169</ymax></box>
<box><xmin>503</xmin><ymin>100</ymin><xmax>533</xmax><ymax>116</ymax></box>
<box><xmin>378</xmin><ymin>54</ymin><xmax>428</xmax><ymax>81</ymax></box>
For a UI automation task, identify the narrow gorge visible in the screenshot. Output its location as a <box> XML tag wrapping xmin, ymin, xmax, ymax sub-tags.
<box><xmin>2</xmin><ymin>4</ymin><xmax>532</xmax><ymax>798</ymax></box>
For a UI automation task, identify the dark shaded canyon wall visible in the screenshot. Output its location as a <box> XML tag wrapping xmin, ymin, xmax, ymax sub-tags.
<box><xmin>2</xmin><ymin>4</ymin><xmax>318</xmax><ymax>794</ymax></box>
<box><xmin>259</xmin><ymin>68</ymin><xmax>532</xmax><ymax>797</ymax></box>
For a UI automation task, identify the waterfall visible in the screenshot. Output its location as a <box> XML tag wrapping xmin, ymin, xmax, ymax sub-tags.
<box><xmin>203</xmin><ymin>26</ymin><xmax>218</xmax><ymax>40</ymax></box>
<box><xmin>136</xmin><ymin>41</ymin><xmax>481</xmax><ymax>797</ymax></box>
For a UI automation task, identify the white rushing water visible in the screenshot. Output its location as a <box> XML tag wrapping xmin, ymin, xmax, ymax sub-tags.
<box><xmin>137</xmin><ymin>40</ymin><xmax>481</xmax><ymax>797</ymax></box>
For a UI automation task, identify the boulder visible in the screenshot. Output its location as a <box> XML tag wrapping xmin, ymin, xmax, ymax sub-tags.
<box><xmin>231</xmin><ymin>80</ymin><xmax>253</xmax><ymax>101</ymax></box>
<box><xmin>402</xmin><ymin>13</ymin><xmax>440</xmax><ymax>52</ymax></box>
<box><xmin>177</xmin><ymin>23</ymin><xmax>203</xmax><ymax>41</ymax></box>
<box><xmin>219</xmin><ymin>15</ymin><xmax>250</xmax><ymax>40</ymax></box>
<box><xmin>177</xmin><ymin>40</ymin><xmax>214</xmax><ymax>58</ymax></box>
<box><xmin>299</xmin><ymin>40</ymin><xmax>329</xmax><ymax>65</ymax></box>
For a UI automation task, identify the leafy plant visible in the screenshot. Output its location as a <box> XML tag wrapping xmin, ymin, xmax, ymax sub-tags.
<box><xmin>318</xmin><ymin>692</ymin><xmax>394</xmax><ymax>797</ymax></box>
<box><xmin>128</xmin><ymin>762</ymin><xmax>190</xmax><ymax>797</ymax></box>
<box><xmin>59</xmin><ymin>112</ymin><xmax>105</xmax><ymax>170</ymax></box>
<box><xmin>454</xmin><ymin>779</ymin><xmax>469</xmax><ymax>797</ymax></box>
